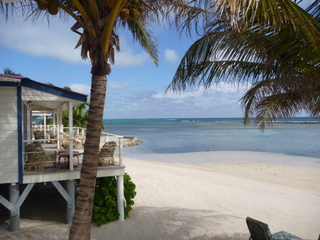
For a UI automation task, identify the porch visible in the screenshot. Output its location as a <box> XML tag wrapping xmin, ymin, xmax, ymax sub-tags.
<box><xmin>0</xmin><ymin>75</ymin><xmax>131</xmax><ymax>232</ymax></box>
<box><xmin>22</xmin><ymin>129</ymin><xmax>129</xmax><ymax>184</ymax></box>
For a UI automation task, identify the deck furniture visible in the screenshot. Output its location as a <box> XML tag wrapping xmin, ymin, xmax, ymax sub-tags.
<box><xmin>25</xmin><ymin>143</ymin><xmax>56</xmax><ymax>171</ymax></box>
<box><xmin>246</xmin><ymin>217</ymin><xmax>302</xmax><ymax>240</ymax></box>
<box><xmin>58</xmin><ymin>150</ymin><xmax>82</xmax><ymax>165</ymax></box>
<box><xmin>99</xmin><ymin>141</ymin><xmax>117</xmax><ymax>166</ymax></box>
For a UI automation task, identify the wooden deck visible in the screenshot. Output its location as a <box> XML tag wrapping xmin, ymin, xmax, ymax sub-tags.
<box><xmin>23</xmin><ymin>143</ymin><xmax>125</xmax><ymax>184</ymax></box>
<box><xmin>23</xmin><ymin>165</ymin><xmax>125</xmax><ymax>184</ymax></box>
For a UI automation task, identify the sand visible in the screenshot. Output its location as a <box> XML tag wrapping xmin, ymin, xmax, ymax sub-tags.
<box><xmin>0</xmin><ymin>151</ymin><xmax>319</xmax><ymax>240</ymax></box>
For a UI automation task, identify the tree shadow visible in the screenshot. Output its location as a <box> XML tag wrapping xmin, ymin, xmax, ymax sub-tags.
<box><xmin>91</xmin><ymin>206</ymin><xmax>250</xmax><ymax>240</ymax></box>
<box><xmin>20</xmin><ymin>183</ymin><xmax>66</xmax><ymax>222</ymax></box>
<box><xmin>0</xmin><ymin>183</ymin><xmax>66</xmax><ymax>224</ymax></box>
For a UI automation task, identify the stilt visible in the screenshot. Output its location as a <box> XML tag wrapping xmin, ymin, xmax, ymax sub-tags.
<box><xmin>0</xmin><ymin>183</ymin><xmax>35</xmax><ymax>232</ymax></box>
<box><xmin>117</xmin><ymin>175</ymin><xmax>125</xmax><ymax>221</ymax></box>
<box><xmin>52</xmin><ymin>180</ymin><xmax>75</xmax><ymax>224</ymax></box>
<box><xmin>9</xmin><ymin>184</ymin><xmax>20</xmax><ymax>232</ymax></box>
<box><xmin>65</xmin><ymin>180</ymin><xmax>75</xmax><ymax>224</ymax></box>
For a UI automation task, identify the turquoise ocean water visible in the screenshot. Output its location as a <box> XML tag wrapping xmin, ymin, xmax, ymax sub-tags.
<box><xmin>103</xmin><ymin>117</ymin><xmax>320</xmax><ymax>164</ymax></box>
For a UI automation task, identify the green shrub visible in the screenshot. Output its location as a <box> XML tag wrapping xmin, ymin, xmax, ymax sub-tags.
<box><xmin>92</xmin><ymin>173</ymin><xmax>136</xmax><ymax>226</ymax></box>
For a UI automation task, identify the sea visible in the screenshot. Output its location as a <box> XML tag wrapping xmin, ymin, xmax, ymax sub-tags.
<box><xmin>103</xmin><ymin>117</ymin><xmax>320</xmax><ymax>164</ymax></box>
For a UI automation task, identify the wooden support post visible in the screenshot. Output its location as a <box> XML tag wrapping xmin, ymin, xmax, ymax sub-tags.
<box><xmin>65</xmin><ymin>180</ymin><xmax>75</xmax><ymax>224</ymax></box>
<box><xmin>9</xmin><ymin>184</ymin><xmax>20</xmax><ymax>232</ymax></box>
<box><xmin>117</xmin><ymin>175</ymin><xmax>125</xmax><ymax>221</ymax></box>
<box><xmin>52</xmin><ymin>181</ymin><xmax>75</xmax><ymax>224</ymax></box>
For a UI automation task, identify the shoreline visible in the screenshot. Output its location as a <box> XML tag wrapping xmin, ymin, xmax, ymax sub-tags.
<box><xmin>0</xmin><ymin>151</ymin><xmax>319</xmax><ymax>240</ymax></box>
<box><xmin>125</xmin><ymin>150</ymin><xmax>320</xmax><ymax>167</ymax></box>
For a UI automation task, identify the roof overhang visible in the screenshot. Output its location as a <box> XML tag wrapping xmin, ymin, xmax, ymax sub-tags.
<box><xmin>0</xmin><ymin>74</ymin><xmax>88</xmax><ymax>111</ymax></box>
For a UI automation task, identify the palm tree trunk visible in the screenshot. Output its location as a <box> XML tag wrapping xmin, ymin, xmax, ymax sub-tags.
<box><xmin>69</xmin><ymin>74</ymin><xmax>106</xmax><ymax>240</ymax></box>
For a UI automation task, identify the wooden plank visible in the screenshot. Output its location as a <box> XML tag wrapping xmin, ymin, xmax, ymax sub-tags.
<box><xmin>0</xmin><ymin>130</ymin><xmax>17</xmax><ymax>140</ymax></box>
<box><xmin>0</xmin><ymin>175</ymin><xmax>19</xmax><ymax>184</ymax></box>
<box><xmin>0</xmin><ymin>138</ymin><xmax>18</xmax><ymax>146</ymax></box>
<box><xmin>0</xmin><ymin>102</ymin><xmax>17</xmax><ymax>110</ymax></box>
<box><xmin>0</xmin><ymin>109</ymin><xmax>17</xmax><ymax>117</ymax></box>
<box><xmin>0</xmin><ymin>158</ymin><xmax>18</xmax><ymax>165</ymax></box>
<box><xmin>0</xmin><ymin>166</ymin><xmax>19</xmax><ymax>184</ymax></box>
<box><xmin>23</xmin><ymin>167</ymin><xmax>125</xmax><ymax>184</ymax></box>
<box><xmin>22</xmin><ymin>87</ymin><xmax>81</xmax><ymax>102</ymax></box>
<box><xmin>0</xmin><ymin>145</ymin><xmax>18</xmax><ymax>152</ymax></box>
<box><xmin>22</xmin><ymin>88</ymin><xmax>62</xmax><ymax>101</ymax></box>
<box><xmin>0</xmin><ymin>87</ymin><xmax>16</xmax><ymax>96</ymax></box>
<box><xmin>0</xmin><ymin>95</ymin><xmax>16</xmax><ymax>102</ymax></box>
<box><xmin>0</xmin><ymin>155</ymin><xmax>18</xmax><ymax>162</ymax></box>
<box><xmin>0</xmin><ymin>116</ymin><xmax>17</xmax><ymax>124</ymax></box>
<box><xmin>0</xmin><ymin>124</ymin><xmax>18</xmax><ymax>131</ymax></box>
<box><xmin>0</xmin><ymin>162</ymin><xmax>18</xmax><ymax>168</ymax></box>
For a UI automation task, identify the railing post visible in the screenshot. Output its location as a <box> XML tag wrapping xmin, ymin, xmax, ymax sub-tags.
<box><xmin>117</xmin><ymin>175</ymin><xmax>125</xmax><ymax>221</ymax></box>
<box><xmin>119</xmin><ymin>138</ymin><xmax>123</xmax><ymax>166</ymax></box>
<box><xmin>68</xmin><ymin>101</ymin><xmax>74</xmax><ymax>171</ymax></box>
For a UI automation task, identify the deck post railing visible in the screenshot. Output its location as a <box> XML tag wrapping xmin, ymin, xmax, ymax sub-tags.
<box><xmin>68</xmin><ymin>101</ymin><xmax>74</xmax><ymax>171</ymax></box>
<box><xmin>117</xmin><ymin>175</ymin><xmax>125</xmax><ymax>221</ymax></box>
<box><xmin>119</xmin><ymin>138</ymin><xmax>123</xmax><ymax>166</ymax></box>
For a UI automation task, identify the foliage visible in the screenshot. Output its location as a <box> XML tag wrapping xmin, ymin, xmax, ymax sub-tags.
<box><xmin>168</xmin><ymin>0</ymin><xmax>320</xmax><ymax>129</ymax></box>
<box><xmin>62</xmin><ymin>102</ymin><xmax>89</xmax><ymax>129</ymax></box>
<box><xmin>92</xmin><ymin>173</ymin><xmax>136</xmax><ymax>227</ymax></box>
<box><xmin>37</xmin><ymin>102</ymin><xmax>90</xmax><ymax>129</ymax></box>
<box><xmin>3</xmin><ymin>68</ymin><xmax>21</xmax><ymax>76</ymax></box>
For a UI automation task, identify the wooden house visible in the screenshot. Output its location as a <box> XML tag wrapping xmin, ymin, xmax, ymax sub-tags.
<box><xmin>0</xmin><ymin>74</ymin><xmax>126</xmax><ymax>232</ymax></box>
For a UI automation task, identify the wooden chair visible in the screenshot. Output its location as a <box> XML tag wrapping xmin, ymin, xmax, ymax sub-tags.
<box><xmin>99</xmin><ymin>141</ymin><xmax>116</xmax><ymax>166</ymax></box>
<box><xmin>25</xmin><ymin>143</ymin><xmax>56</xmax><ymax>171</ymax></box>
<box><xmin>25</xmin><ymin>151</ymin><xmax>56</xmax><ymax>171</ymax></box>
<box><xmin>246</xmin><ymin>217</ymin><xmax>302</xmax><ymax>240</ymax></box>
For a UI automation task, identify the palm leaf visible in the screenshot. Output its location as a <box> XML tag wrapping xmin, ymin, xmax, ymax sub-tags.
<box><xmin>120</xmin><ymin>20</ymin><xmax>159</xmax><ymax>66</ymax></box>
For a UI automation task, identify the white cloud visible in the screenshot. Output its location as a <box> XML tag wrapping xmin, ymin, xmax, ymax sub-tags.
<box><xmin>105</xmin><ymin>87</ymin><xmax>245</xmax><ymax>118</ymax></box>
<box><xmin>0</xmin><ymin>16</ymin><xmax>85</xmax><ymax>64</ymax></box>
<box><xmin>153</xmin><ymin>83</ymin><xmax>250</xmax><ymax>100</ymax></box>
<box><xmin>104</xmin><ymin>82</ymin><xmax>252</xmax><ymax>118</ymax></box>
<box><xmin>115</xmin><ymin>50</ymin><xmax>149</xmax><ymax>67</ymax></box>
<box><xmin>69</xmin><ymin>83</ymin><xmax>91</xmax><ymax>95</ymax></box>
<box><xmin>109</xmin><ymin>82</ymin><xmax>130</xmax><ymax>89</ymax></box>
<box><xmin>114</xmin><ymin>37</ymin><xmax>149</xmax><ymax>67</ymax></box>
<box><xmin>153</xmin><ymin>90</ymin><xmax>202</xmax><ymax>99</ymax></box>
<box><xmin>164</xmin><ymin>49</ymin><xmax>178</xmax><ymax>63</ymax></box>
<box><xmin>0</xmin><ymin>15</ymin><xmax>149</xmax><ymax>67</ymax></box>
<box><xmin>207</xmin><ymin>82</ymin><xmax>251</xmax><ymax>94</ymax></box>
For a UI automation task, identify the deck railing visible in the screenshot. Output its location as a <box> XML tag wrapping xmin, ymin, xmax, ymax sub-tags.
<box><xmin>24</xmin><ymin>125</ymin><xmax>126</xmax><ymax>171</ymax></box>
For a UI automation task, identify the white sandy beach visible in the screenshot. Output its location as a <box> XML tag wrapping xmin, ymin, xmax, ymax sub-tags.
<box><xmin>0</xmin><ymin>151</ymin><xmax>319</xmax><ymax>240</ymax></box>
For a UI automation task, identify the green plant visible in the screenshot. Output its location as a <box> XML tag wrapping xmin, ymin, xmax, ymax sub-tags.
<box><xmin>92</xmin><ymin>173</ymin><xmax>136</xmax><ymax>226</ymax></box>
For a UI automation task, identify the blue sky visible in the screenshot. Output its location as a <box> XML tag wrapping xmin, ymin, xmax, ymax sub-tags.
<box><xmin>0</xmin><ymin>12</ymin><xmax>250</xmax><ymax>119</ymax></box>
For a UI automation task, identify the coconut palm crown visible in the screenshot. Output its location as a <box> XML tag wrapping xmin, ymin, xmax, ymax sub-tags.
<box><xmin>168</xmin><ymin>0</ymin><xmax>320</xmax><ymax>129</ymax></box>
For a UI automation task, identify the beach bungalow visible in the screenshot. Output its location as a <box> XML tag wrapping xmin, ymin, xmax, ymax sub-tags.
<box><xmin>0</xmin><ymin>74</ymin><xmax>126</xmax><ymax>231</ymax></box>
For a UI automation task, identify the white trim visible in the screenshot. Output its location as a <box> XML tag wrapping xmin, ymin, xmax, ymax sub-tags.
<box><xmin>0</xmin><ymin>0</ymin><xmax>23</xmax><ymax>3</ymax></box>
<box><xmin>0</xmin><ymin>78</ymin><xmax>21</xmax><ymax>82</ymax></box>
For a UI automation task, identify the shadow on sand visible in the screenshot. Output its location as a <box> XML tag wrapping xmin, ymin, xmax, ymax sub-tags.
<box><xmin>0</xmin><ymin>187</ymin><xmax>249</xmax><ymax>240</ymax></box>
<box><xmin>91</xmin><ymin>206</ymin><xmax>249</xmax><ymax>240</ymax></box>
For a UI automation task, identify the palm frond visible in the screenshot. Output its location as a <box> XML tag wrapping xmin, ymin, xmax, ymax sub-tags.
<box><xmin>120</xmin><ymin>19</ymin><xmax>159</xmax><ymax>66</ymax></box>
<box><xmin>306</xmin><ymin>0</ymin><xmax>320</xmax><ymax>19</ymax></box>
<box><xmin>241</xmin><ymin>75</ymin><xmax>320</xmax><ymax>129</ymax></box>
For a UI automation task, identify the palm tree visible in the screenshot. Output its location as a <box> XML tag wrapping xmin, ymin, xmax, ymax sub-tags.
<box><xmin>2</xmin><ymin>0</ymin><xmax>199</xmax><ymax>239</ymax></box>
<box><xmin>168</xmin><ymin>0</ymin><xmax>320</xmax><ymax>129</ymax></box>
<box><xmin>3</xmin><ymin>68</ymin><xmax>22</xmax><ymax>76</ymax></box>
<box><xmin>61</xmin><ymin>102</ymin><xmax>89</xmax><ymax>128</ymax></box>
